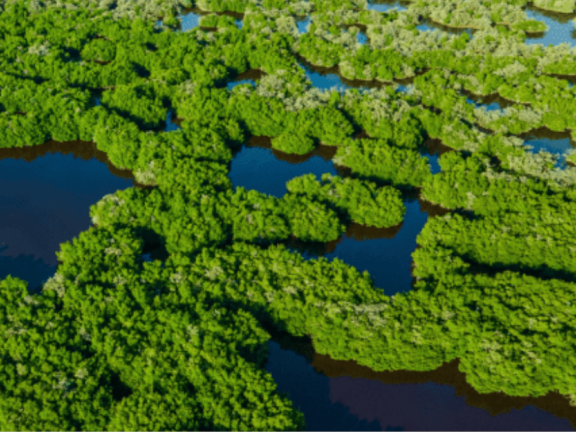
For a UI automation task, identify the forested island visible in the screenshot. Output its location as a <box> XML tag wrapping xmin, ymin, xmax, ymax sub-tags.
<box><xmin>1</xmin><ymin>0</ymin><xmax>576</xmax><ymax>429</ymax></box>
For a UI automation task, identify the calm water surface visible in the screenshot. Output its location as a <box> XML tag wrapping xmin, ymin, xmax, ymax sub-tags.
<box><xmin>10</xmin><ymin>5</ymin><xmax>576</xmax><ymax>427</ymax></box>
<box><xmin>521</xmin><ymin>128</ymin><xmax>575</xmax><ymax>165</ymax></box>
<box><xmin>229</xmin><ymin>142</ymin><xmax>337</xmax><ymax>198</ymax></box>
<box><xmin>230</xmin><ymin>134</ymin><xmax>575</xmax><ymax>430</ymax></box>
<box><xmin>525</xmin><ymin>6</ymin><xmax>576</xmax><ymax>47</ymax></box>
<box><xmin>297</xmin><ymin>16</ymin><xmax>311</xmax><ymax>34</ymax></box>
<box><xmin>0</xmin><ymin>142</ymin><xmax>133</xmax><ymax>291</ymax></box>
<box><xmin>230</xmin><ymin>141</ymin><xmax>432</xmax><ymax>294</ymax></box>
<box><xmin>179</xmin><ymin>10</ymin><xmax>200</xmax><ymax>31</ymax></box>
<box><xmin>367</xmin><ymin>0</ymin><xmax>407</xmax><ymax>12</ymax></box>
<box><xmin>266</xmin><ymin>339</ymin><xmax>575</xmax><ymax>431</ymax></box>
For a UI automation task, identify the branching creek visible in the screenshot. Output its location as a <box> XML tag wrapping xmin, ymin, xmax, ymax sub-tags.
<box><xmin>5</xmin><ymin>2</ymin><xmax>576</xmax><ymax>429</ymax></box>
<box><xmin>224</xmin><ymin>64</ymin><xmax>576</xmax><ymax>428</ymax></box>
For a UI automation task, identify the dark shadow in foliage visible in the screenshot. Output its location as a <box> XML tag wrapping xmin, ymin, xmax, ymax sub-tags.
<box><xmin>548</xmin><ymin>73</ymin><xmax>576</xmax><ymax>86</ymax></box>
<box><xmin>231</xmin><ymin>68</ymin><xmax>267</xmax><ymax>83</ymax></box>
<box><xmin>311</xmin><ymin>353</ymin><xmax>576</xmax><ymax>430</ymax></box>
<box><xmin>442</xmin><ymin>247</ymin><xmax>576</xmax><ymax>284</ymax></box>
<box><xmin>422</xmin><ymin>138</ymin><xmax>453</xmax><ymax>157</ymax></box>
<box><xmin>285</xmin><ymin>234</ymin><xmax>343</xmax><ymax>256</ymax></box>
<box><xmin>109</xmin><ymin>371</ymin><xmax>133</xmax><ymax>402</ymax></box>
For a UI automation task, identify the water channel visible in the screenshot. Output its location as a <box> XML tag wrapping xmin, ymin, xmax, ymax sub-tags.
<box><xmin>228</xmin><ymin>132</ymin><xmax>575</xmax><ymax>432</ymax></box>
<box><xmin>7</xmin><ymin>4</ymin><xmax>576</xmax><ymax>430</ymax></box>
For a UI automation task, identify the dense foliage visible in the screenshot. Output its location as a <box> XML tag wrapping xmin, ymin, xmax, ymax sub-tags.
<box><xmin>1</xmin><ymin>0</ymin><xmax>576</xmax><ymax>428</ymax></box>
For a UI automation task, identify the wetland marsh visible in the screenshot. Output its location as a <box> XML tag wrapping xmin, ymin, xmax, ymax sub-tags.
<box><xmin>2</xmin><ymin>0</ymin><xmax>576</xmax><ymax>429</ymax></box>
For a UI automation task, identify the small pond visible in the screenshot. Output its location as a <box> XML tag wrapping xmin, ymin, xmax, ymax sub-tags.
<box><xmin>300</xmin><ymin>61</ymin><xmax>352</xmax><ymax>91</ymax></box>
<box><xmin>297</xmin><ymin>16</ymin><xmax>311</xmax><ymax>34</ymax></box>
<box><xmin>0</xmin><ymin>141</ymin><xmax>133</xmax><ymax>291</ymax></box>
<box><xmin>179</xmin><ymin>10</ymin><xmax>201</xmax><ymax>31</ymax></box>
<box><xmin>463</xmin><ymin>89</ymin><xmax>517</xmax><ymax>111</ymax></box>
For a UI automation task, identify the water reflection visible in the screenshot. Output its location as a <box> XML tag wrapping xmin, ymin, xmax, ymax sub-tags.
<box><xmin>228</xmin><ymin>137</ymin><xmax>338</xmax><ymax>198</ymax></box>
<box><xmin>521</xmin><ymin>127</ymin><xmax>574</xmax><ymax>164</ymax></box>
<box><xmin>367</xmin><ymin>0</ymin><xmax>407</xmax><ymax>12</ymax></box>
<box><xmin>0</xmin><ymin>141</ymin><xmax>133</xmax><ymax>290</ymax></box>
<box><xmin>525</xmin><ymin>6</ymin><xmax>576</xmax><ymax>47</ymax></box>
<box><xmin>227</xmin><ymin>69</ymin><xmax>267</xmax><ymax>90</ymax></box>
<box><xmin>312</xmin><ymin>353</ymin><xmax>575</xmax><ymax>431</ymax></box>
<box><xmin>300</xmin><ymin>61</ymin><xmax>352</xmax><ymax>91</ymax></box>
<box><xmin>300</xmin><ymin>59</ymin><xmax>418</xmax><ymax>93</ymax></box>
<box><xmin>297</xmin><ymin>16</ymin><xmax>311</xmax><ymax>34</ymax></box>
<box><xmin>165</xmin><ymin>110</ymin><xmax>182</xmax><ymax>131</ymax></box>
<box><xmin>266</xmin><ymin>340</ymin><xmax>381</xmax><ymax>431</ymax></box>
<box><xmin>463</xmin><ymin>89</ymin><xmax>516</xmax><ymax>111</ymax></box>
<box><xmin>179</xmin><ymin>10</ymin><xmax>200</xmax><ymax>31</ymax></box>
<box><xmin>316</xmin><ymin>198</ymin><xmax>428</xmax><ymax>295</ymax></box>
<box><xmin>423</xmin><ymin>152</ymin><xmax>441</xmax><ymax>174</ymax></box>
<box><xmin>267</xmin><ymin>330</ymin><xmax>575</xmax><ymax>431</ymax></box>
<box><xmin>0</xmin><ymin>247</ymin><xmax>55</xmax><ymax>294</ymax></box>
<box><xmin>230</xmin><ymin>136</ymin><xmax>443</xmax><ymax>294</ymax></box>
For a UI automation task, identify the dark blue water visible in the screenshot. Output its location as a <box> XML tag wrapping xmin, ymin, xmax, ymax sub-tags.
<box><xmin>266</xmin><ymin>341</ymin><xmax>381</xmax><ymax>431</ymax></box>
<box><xmin>266</xmin><ymin>340</ymin><xmax>574</xmax><ymax>431</ymax></box>
<box><xmin>0</xmin><ymin>144</ymin><xmax>133</xmax><ymax>291</ymax></box>
<box><xmin>235</xmin><ymin>18</ymin><xmax>243</xmax><ymax>29</ymax></box>
<box><xmin>229</xmin><ymin>144</ymin><xmax>430</xmax><ymax>294</ymax></box>
<box><xmin>230</xmin><ymin>138</ymin><xmax>576</xmax><ymax>430</ymax></box>
<box><xmin>229</xmin><ymin>145</ymin><xmax>337</xmax><ymax>198</ymax></box>
<box><xmin>320</xmin><ymin>198</ymin><xmax>427</xmax><ymax>294</ymax></box>
<box><xmin>357</xmin><ymin>30</ymin><xmax>368</xmax><ymax>44</ymax></box>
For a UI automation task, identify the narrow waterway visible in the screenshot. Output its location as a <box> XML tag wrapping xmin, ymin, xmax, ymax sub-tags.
<box><xmin>265</xmin><ymin>339</ymin><xmax>575</xmax><ymax>431</ymax></box>
<box><xmin>229</xmin><ymin>126</ymin><xmax>575</xmax><ymax>430</ymax></box>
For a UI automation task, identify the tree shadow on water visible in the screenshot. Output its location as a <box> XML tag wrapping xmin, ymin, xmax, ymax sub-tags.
<box><xmin>266</xmin><ymin>339</ymin><xmax>382</xmax><ymax>431</ymax></box>
<box><xmin>0</xmin><ymin>246</ymin><xmax>56</xmax><ymax>293</ymax></box>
